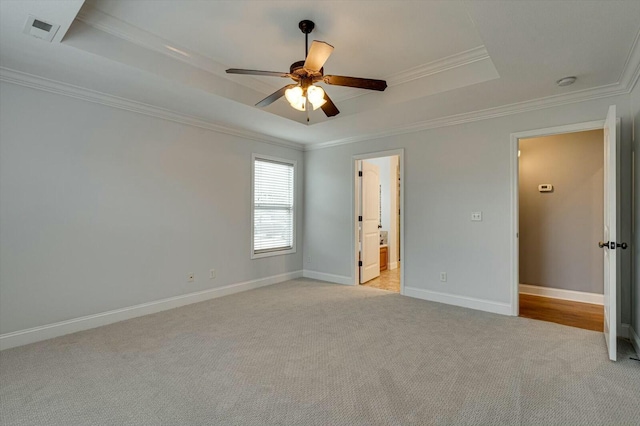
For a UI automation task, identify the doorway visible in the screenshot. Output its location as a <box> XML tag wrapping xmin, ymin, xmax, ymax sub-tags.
<box><xmin>510</xmin><ymin>107</ymin><xmax>622</xmax><ymax>361</ymax></box>
<box><xmin>517</xmin><ymin>129</ymin><xmax>605</xmax><ymax>332</ymax></box>
<box><xmin>353</xmin><ymin>150</ymin><xmax>404</xmax><ymax>294</ymax></box>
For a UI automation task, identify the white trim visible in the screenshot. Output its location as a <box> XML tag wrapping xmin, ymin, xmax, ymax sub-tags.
<box><xmin>302</xmin><ymin>270</ymin><xmax>352</xmax><ymax>286</ymax></box>
<box><xmin>307</xmin><ymin>29</ymin><xmax>640</xmax><ymax>151</ymax></box>
<box><xmin>630</xmin><ymin>326</ymin><xmax>640</xmax><ymax>357</ymax></box>
<box><xmin>519</xmin><ymin>284</ymin><xmax>604</xmax><ymax>305</ymax></box>
<box><xmin>250</xmin><ymin>154</ymin><xmax>297</xmax><ymax>259</ymax></box>
<box><xmin>389</xmin><ymin>262</ymin><xmax>398</xmax><ymax>270</ymax></box>
<box><xmin>619</xmin><ymin>27</ymin><xmax>640</xmax><ymax>92</ymax></box>
<box><xmin>510</xmin><ymin>119</ymin><xmax>607</xmax><ymax>317</ymax></box>
<box><xmin>76</xmin><ymin>6</ymin><xmax>278</xmax><ymax>95</ymax></box>
<box><xmin>618</xmin><ymin>323</ymin><xmax>630</xmax><ymax>339</ymax></box>
<box><xmin>71</xmin><ymin>6</ymin><xmax>640</xmax><ymax>118</ymax></box>
<box><xmin>0</xmin><ymin>67</ymin><xmax>303</xmax><ymax>151</ymax></box>
<box><xmin>510</xmin><ymin>131</ymin><xmax>520</xmax><ymax>316</ymax></box>
<box><xmin>2</xmin><ymin>30</ymin><xmax>638</xmax><ymax>154</ymax></box>
<box><xmin>305</xmin><ymin>87</ymin><xmax>625</xmax><ymax>151</ymax></box>
<box><xmin>331</xmin><ymin>46</ymin><xmax>490</xmax><ymax>103</ymax></box>
<box><xmin>352</xmin><ymin>150</ymin><xmax>405</xmax><ymax>295</ymax></box>
<box><xmin>389</xmin><ymin>47</ymin><xmax>489</xmax><ymax>87</ymax></box>
<box><xmin>77</xmin><ymin>7</ymin><xmax>491</xmax><ymax>102</ymax></box>
<box><xmin>404</xmin><ymin>287</ymin><xmax>512</xmax><ymax>316</ymax></box>
<box><xmin>0</xmin><ymin>66</ymin><xmax>635</xmax><ymax>154</ymax></box>
<box><xmin>0</xmin><ymin>270</ymin><xmax>303</xmax><ymax>351</ymax></box>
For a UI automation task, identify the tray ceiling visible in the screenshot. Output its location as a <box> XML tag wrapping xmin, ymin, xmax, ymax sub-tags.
<box><xmin>1</xmin><ymin>0</ymin><xmax>639</xmax><ymax>146</ymax></box>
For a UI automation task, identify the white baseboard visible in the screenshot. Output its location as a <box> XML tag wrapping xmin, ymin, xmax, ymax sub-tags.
<box><xmin>619</xmin><ymin>323</ymin><xmax>630</xmax><ymax>339</ymax></box>
<box><xmin>302</xmin><ymin>270</ymin><xmax>353</xmax><ymax>285</ymax></box>
<box><xmin>519</xmin><ymin>284</ymin><xmax>603</xmax><ymax>305</ymax></box>
<box><xmin>389</xmin><ymin>262</ymin><xmax>398</xmax><ymax>270</ymax></box>
<box><xmin>404</xmin><ymin>286</ymin><xmax>512</xmax><ymax>316</ymax></box>
<box><xmin>630</xmin><ymin>326</ymin><xmax>640</xmax><ymax>357</ymax></box>
<box><xmin>0</xmin><ymin>270</ymin><xmax>303</xmax><ymax>351</ymax></box>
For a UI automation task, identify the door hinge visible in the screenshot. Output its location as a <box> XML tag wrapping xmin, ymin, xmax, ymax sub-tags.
<box><xmin>358</xmin><ymin>215</ymin><xmax>362</xmax><ymax>222</ymax></box>
<box><xmin>358</xmin><ymin>171</ymin><xmax>363</xmax><ymax>177</ymax></box>
<box><xmin>358</xmin><ymin>261</ymin><xmax>363</xmax><ymax>267</ymax></box>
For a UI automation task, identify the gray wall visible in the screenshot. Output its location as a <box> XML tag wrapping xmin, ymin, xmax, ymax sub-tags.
<box><xmin>0</xmin><ymin>82</ymin><xmax>304</xmax><ymax>334</ymax></box>
<box><xmin>304</xmin><ymin>94</ymin><xmax>633</xmax><ymax>325</ymax></box>
<box><xmin>632</xmin><ymin>78</ymin><xmax>640</xmax><ymax>340</ymax></box>
<box><xmin>519</xmin><ymin>131</ymin><xmax>604</xmax><ymax>293</ymax></box>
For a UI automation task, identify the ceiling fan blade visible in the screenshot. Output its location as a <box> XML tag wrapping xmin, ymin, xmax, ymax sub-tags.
<box><xmin>304</xmin><ymin>41</ymin><xmax>334</xmax><ymax>72</ymax></box>
<box><xmin>320</xmin><ymin>92</ymin><xmax>340</xmax><ymax>117</ymax></box>
<box><xmin>323</xmin><ymin>75</ymin><xmax>387</xmax><ymax>91</ymax></box>
<box><xmin>256</xmin><ymin>84</ymin><xmax>296</xmax><ymax>107</ymax></box>
<box><xmin>226</xmin><ymin>68</ymin><xmax>291</xmax><ymax>78</ymax></box>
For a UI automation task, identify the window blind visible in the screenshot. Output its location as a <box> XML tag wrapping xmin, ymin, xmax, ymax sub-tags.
<box><xmin>253</xmin><ymin>158</ymin><xmax>294</xmax><ymax>254</ymax></box>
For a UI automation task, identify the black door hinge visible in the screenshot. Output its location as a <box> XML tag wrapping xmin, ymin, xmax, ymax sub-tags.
<box><xmin>358</xmin><ymin>215</ymin><xmax>362</xmax><ymax>222</ymax></box>
<box><xmin>358</xmin><ymin>171</ymin><xmax>363</xmax><ymax>177</ymax></box>
<box><xmin>358</xmin><ymin>261</ymin><xmax>363</xmax><ymax>267</ymax></box>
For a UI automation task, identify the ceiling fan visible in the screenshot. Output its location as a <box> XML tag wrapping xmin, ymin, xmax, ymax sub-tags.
<box><xmin>226</xmin><ymin>20</ymin><xmax>387</xmax><ymax>121</ymax></box>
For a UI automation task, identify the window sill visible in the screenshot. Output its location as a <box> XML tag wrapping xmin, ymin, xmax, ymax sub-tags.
<box><xmin>251</xmin><ymin>248</ymin><xmax>297</xmax><ymax>259</ymax></box>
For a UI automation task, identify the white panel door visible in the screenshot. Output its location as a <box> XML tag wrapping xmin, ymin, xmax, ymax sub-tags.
<box><xmin>602</xmin><ymin>105</ymin><xmax>618</xmax><ymax>361</ymax></box>
<box><xmin>360</xmin><ymin>161</ymin><xmax>380</xmax><ymax>283</ymax></box>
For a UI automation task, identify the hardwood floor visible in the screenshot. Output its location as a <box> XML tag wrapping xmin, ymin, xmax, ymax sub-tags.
<box><xmin>362</xmin><ymin>276</ymin><xmax>602</xmax><ymax>331</ymax></box>
<box><xmin>361</xmin><ymin>264</ymin><xmax>400</xmax><ymax>292</ymax></box>
<box><xmin>519</xmin><ymin>293</ymin><xmax>604</xmax><ymax>332</ymax></box>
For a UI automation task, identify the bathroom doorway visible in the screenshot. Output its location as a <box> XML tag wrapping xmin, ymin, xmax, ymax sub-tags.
<box><xmin>353</xmin><ymin>150</ymin><xmax>404</xmax><ymax>293</ymax></box>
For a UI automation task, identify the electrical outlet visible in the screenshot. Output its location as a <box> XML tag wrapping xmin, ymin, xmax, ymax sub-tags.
<box><xmin>306</xmin><ymin>256</ymin><xmax>312</xmax><ymax>263</ymax></box>
<box><xmin>471</xmin><ymin>212</ymin><xmax>482</xmax><ymax>221</ymax></box>
<box><xmin>188</xmin><ymin>273</ymin><xmax>194</xmax><ymax>282</ymax></box>
<box><xmin>440</xmin><ymin>272</ymin><xmax>447</xmax><ymax>282</ymax></box>
<box><xmin>209</xmin><ymin>269</ymin><xmax>216</xmax><ymax>279</ymax></box>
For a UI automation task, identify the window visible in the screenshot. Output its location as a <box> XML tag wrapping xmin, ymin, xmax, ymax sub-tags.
<box><xmin>251</xmin><ymin>154</ymin><xmax>296</xmax><ymax>258</ymax></box>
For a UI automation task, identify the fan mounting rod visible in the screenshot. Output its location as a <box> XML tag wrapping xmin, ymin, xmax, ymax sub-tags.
<box><xmin>298</xmin><ymin>20</ymin><xmax>315</xmax><ymax>57</ymax></box>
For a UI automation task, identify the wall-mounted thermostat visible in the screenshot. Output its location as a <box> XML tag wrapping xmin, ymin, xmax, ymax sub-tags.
<box><xmin>538</xmin><ymin>184</ymin><xmax>553</xmax><ymax>192</ymax></box>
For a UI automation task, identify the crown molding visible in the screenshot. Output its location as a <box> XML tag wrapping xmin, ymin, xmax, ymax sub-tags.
<box><xmin>619</xmin><ymin>27</ymin><xmax>640</xmax><ymax>89</ymax></box>
<box><xmin>389</xmin><ymin>46</ymin><xmax>489</xmax><ymax>86</ymax></box>
<box><xmin>77</xmin><ymin>6</ymin><xmax>491</xmax><ymax>107</ymax></box>
<box><xmin>306</xmin><ymin>28</ymin><xmax>640</xmax><ymax>150</ymax></box>
<box><xmin>0</xmin><ymin>67</ymin><xmax>304</xmax><ymax>151</ymax></box>
<box><xmin>75</xmin><ymin>6</ymin><xmax>277</xmax><ymax>95</ymax></box>
<box><xmin>305</xmin><ymin>82</ymin><xmax>628</xmax><ymax>151</ymax></box>
<box><xmin>1</xmin><ymin>65</ymin><xmax>632</xmax><ymax>154</ymax></box>
<box><xmin>69</xmin><ymin>6</ymin><xmax>640</xmax><ymax>152</ymax></box>
<box><xmin>330</xmin><ymin>46</ymin><xmax>491</xmax><ymax>103</ymax></box>
<box><xmin>3</xmin><ymin>22</ymin><xmax>639</xmax><ymax>154</ymax></box>
<box><xmin>621</xmin><ymin>27</ymin><xmax>640</xmax><ymax>93</ymax></box>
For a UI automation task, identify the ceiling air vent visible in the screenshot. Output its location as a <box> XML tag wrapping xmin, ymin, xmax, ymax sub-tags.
<box><xmin>23</xmin><ymin>15</ymin><xmax>60</xmax><ymax>42</ymax></box>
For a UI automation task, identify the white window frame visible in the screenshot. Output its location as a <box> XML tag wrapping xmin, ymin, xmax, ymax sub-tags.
<box><xmin>251</xmin><ymin>153</ymin><xmax>297</xmax><ymax>259</ymax></box>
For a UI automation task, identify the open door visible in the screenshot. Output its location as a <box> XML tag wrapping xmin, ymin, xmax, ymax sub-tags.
<box><xmin>600</xmin><ymin>105</ymin><xmax>620</xmax><ymax>361</ymax></box>
<box><xmin>360</xmin><ymin>160</ymin><xmax>381</xmax><ymax>283</ymax></box>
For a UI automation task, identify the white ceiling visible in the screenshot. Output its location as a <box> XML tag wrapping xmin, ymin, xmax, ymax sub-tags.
<box><xmin>1</xmin><ymin>0</ymin><xmax>639</xmax><ymax>147</ymax></box>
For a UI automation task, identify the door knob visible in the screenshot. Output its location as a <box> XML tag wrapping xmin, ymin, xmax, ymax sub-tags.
<box><xmin>598</xmin><ymin>241</ymin><xmax>628</xmax><ymax>250</ymax></box>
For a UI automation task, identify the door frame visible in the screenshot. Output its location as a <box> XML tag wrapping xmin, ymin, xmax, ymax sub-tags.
<box><xmin>510</xmin><ymin>120</ymin><xmax>608</xmax><ymax>316</ymax></box>
<box><xmin>352</xmin><ymin>149</ymin><xmax>405</xmax><ymax>294</ymax></box>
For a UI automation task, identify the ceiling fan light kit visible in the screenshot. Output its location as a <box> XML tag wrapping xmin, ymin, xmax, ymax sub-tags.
<box><xmin>226</xmin><ymin>20</ymin><xmax>387</xmax><ymax>122</ymax></box>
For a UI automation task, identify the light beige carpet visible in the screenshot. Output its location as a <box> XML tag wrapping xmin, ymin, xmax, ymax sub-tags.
<box><xmin>1</xmin><ymin>279</ymin><xmax>639</xmax><ymax>425</ymax></box>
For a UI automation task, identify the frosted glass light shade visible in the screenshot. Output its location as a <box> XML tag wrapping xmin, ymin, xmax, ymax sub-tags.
<box><xmin>307</xmin><ymin>85</ymin><xmax>326</xmax><ymax>110</ymax></box>
<box><xmin>285</xmin><ymin>86</ymin><xmax>303</xmax><ymax>105</ymax></box>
